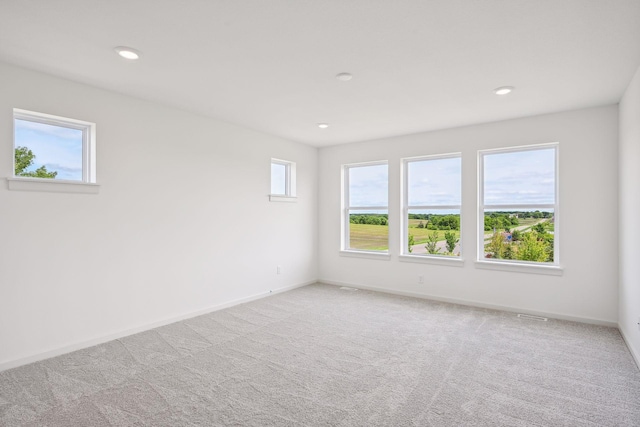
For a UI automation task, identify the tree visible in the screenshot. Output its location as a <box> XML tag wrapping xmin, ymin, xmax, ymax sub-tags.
<box><xmin>487</xmin><ymin>231</ymin><xmax>506</xmax><ymax>259</ymax></box>
<box><xmin>14</xmin><ymin>146</ymin><xmax>57</xmax><ymax>178</ymax></box>
<box><xmin>539</xmin><ymin>233</ymin><xmax>554</xmax><ymax>262</ymax></box>
<box><xmin>503</xmin><ymin>242</ymin><xmax>515</xmax><ymax>260</ymax></box>
<box><xmin>408</xmin><ymin>234</ymin><xmax>415</xmax><ymax>253</ymax></box>
<box><xmin>532</xmin><ymin>222</ymin><xmax>547</xmax><ymax>234</ymax></box>
<box><xmin>425</xmin><ymin>232</ymin><xmax>441</xmax><ymax>254</ymax></box>
<box><xmin>444</xmin><ymin>231</ymin><xmax>457</xmax><ymax>254</ymax></box>
<box><xmin>516</xmin><ymin>231</ymin><xmax>549</xmax><ymax>262</ymax></box>
<box><xmin>15</xmin><ymin>146</ymin><xmax>33</xmax><ymax>174</ymax></box>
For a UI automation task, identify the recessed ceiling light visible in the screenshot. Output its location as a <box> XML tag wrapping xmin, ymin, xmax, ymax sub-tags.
<box><xmin>336</xmin><ymin>73</ymin><xmax>353</xmax><ymax>81</ymax></box>
<box><xmin>494</xmin><ymin>86</ymin><xmax>514</xmax><ymax>95</ymax></box>
<box><xmin>318</xmin><ymin>123</ymin><xmax>329</xmax><ymax>129</ymax></box>
<box><xmin>114</xmin><ymin>46</ymin><xmax>141</xmax><ymax>60</ymax></box>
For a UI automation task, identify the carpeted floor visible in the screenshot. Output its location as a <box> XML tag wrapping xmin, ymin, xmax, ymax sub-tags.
<box><xmin>1</xmin><ymin>283</ymin><xmax>639</xmax><ymax>426</ymax></box>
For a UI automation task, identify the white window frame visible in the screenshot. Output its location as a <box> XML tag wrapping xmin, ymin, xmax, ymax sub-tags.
<box><xmin>341</xmin><ymin>161</ymin><xmax>390</xmax><ymax>258</ymax></box>
<box><xmin>400</xmin><ymin>153</ymin><xmax>463</xmax><ymax>265</ymax></box>
<box><xmin>269</xmin><ymin>158</ymin><xmax>296</xmax><ymax>202</ymax></box>
<box><xmin>477</xmin><ymin>143</ymin><xmax>561</xmax><ymax>274</ymax></box>
<box><xmin>8</xmin><ymin>109</ymin><xmax>98</xmax><ymax>194</ymax></box>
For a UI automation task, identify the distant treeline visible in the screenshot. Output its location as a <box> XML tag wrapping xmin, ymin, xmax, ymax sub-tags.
<box><xmin>350</xmin><ymin>213</ymin><xmax>388</xmax><ymax>226</ymax></box>
<box><xmin>349</xmin><ymin>213</ymin><xmax>461</xmax><ymax>230</ymax></box>
<box><xmin>486</xmin><ymin>210</ymin><xmax>553</xmax><ymax>219</ymax></box>
<box><xmin>351</xmin><ymin>211</ymin><xmax>553</xmax><ymax>232</ymax></box>
<box><xmin>410</xmin><ymin>214</ymin><xmax>460</xmax><ymax>231</ymax></box>
<box><xmin>484</xmin><ymin>210</ymin><xmax>553</xmax><ymax>231</ymax></box>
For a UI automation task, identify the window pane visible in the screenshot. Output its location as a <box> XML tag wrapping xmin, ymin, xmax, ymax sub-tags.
<box><xmin>407</xmin><ymin>209</ymin><xmax>460</xmax><ymax>256</ymax></box>
<box><xmin>349</xmin><ymin>210</ymin><xmax>388</xmax><ymax>251</ymax></box>
<box><xmin>271</xmin><ymin>162</ymin><xmax>287</xmax><ymax>195</ymax></box>
<box><xmin>349</xmin><ymin>164</ymin><xmax>388</xmax><ymax>207</ymax></box>
<box><xmin>14</xmin><ymin>119</ymin><xmax>83</xmax><ymax>181</ymax></box>
<box><xmin>482</xmin><ymin>209</ymin><xmax>554</xmax><ymax>263</ymax></box>
<box><xmin>484</xmin><ymin>148</ymin><xmax>555</xmax><ymax>206</ymax></box>
<box><xmin>408</xmin><ymin>157</ymin><xmax>461</xmax><ymax>206</ymax></box>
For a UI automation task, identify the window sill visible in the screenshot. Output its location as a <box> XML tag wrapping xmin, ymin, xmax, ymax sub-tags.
<box><xmin>474</xmin><ymin>260</ymin><xmax>563</xmax><ymax>276</ymax></box>
<box><xmin>399</xmin><ymin>254</ymin><xmax>464</xmax><ymax>267</ymax></box>
<box><xmin>269</xmin><ymin>194</ymin><xmax>297</xmax><ymax>203</ymax></box>
<box><xmin>7</xmin><ymin>177</ymin><xmax>100</xmax><ymax>194</ymax></box>
<box><xmin>339</xmin><ymin>250</ymin><xmax>391</xmax><ymax>260</ymax></box>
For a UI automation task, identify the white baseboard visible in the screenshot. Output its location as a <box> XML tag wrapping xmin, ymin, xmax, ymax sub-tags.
<box><xmin>618</xmin><ymin>324</ymin><xmax>640</xmax><ymax>372</ymax></box>
<box><xmin>319</xmin><ymin>279</ymin><xmax>618</xmax><ymax>328</ymax></box>
<box><xmin>0</xmin><ymin>280</ymin><xmax>315</xmax><ymax>372</ymax></box>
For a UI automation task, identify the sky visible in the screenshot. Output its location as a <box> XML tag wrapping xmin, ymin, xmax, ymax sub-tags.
<box><xmin>484</xmin><ymin>148</ymin><xmax>555</xmax><ymax>206</ymax></box>
<box><xmin>348</xmin><ymin>148</ymin><xmax>555</xmax><ymax>210</ymax></box>
<box><xmin>348</xmin><ymin>158</ymin><xmax>462</xmax><ymax>209</ymax></box>
<box><xmin>349</xmin><ymin>164</ymin><xmax>388</xmax><ymax>207</ymax></box>
<box><xmin>408</xmin><ymin>157</ymin><xmax>461</xmax><ymax>206</ymax></box>
<box><xmin>14</xmin><ymin>119</ymin><xmax>83</xmax><ymax>180</ymax></box>
<box><xmin>271</xmin><ymin>162</ymin><xmax>286</xmax><ymax>194</ymax></box>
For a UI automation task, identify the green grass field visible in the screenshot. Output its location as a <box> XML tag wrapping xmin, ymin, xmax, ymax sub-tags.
<box><xmin>349</xmin><ymin>224</ymin><xmax>389</xmax><ymax>250</ymax></box>
<box><xmin>408</xmin><ymin>219</ymin><xmax>427</xmax><ymax>228</ymax></box>
<box><xmin>349</xmin><ymin>222</ymin><xmax>460</xmax><ymax>250</ymax></box>
<box><xmin>407</xmin><ymin>219</ymin><xmax>460</xmax><ymax>245</ymax></box>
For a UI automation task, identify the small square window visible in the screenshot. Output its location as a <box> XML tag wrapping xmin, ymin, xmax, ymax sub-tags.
<box><xmin>13</xmin><ymin>109</ymin><xmax>96</xmax><ymax>183</ymax></box>
<box><xmin>270</xmin><ymin>158</ymin><xmax>296</xmax><ymax>200</ymax></box>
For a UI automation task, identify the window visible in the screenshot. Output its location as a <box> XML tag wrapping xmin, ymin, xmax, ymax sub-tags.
<box><xmin>342</xmin><ymin>162</ymin><xmax>388</xmax><ymax>253</ymax></box>
<box><xmin>402</xmin><ymin>154</ymin><xmax>462</xmax><ymax>258</ymax></box>
<box><xmin>479</xmin><ymin>144</ymin><xmax>558</xmax><ymax>265</ymax></box>
<box><xmin>270</xmin><ymin>158</ymin><xmax>296</xmax><ymax>201</ymax></box>
<box><xmin>13</xmin><ymin>109</ymin><xmax>96</xmax><ymax>183</ymax></box>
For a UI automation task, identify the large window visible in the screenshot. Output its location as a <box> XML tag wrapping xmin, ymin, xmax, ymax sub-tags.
<box><xmin>479</xmin><ymin>144</ymin><xmax>558</xmax><ymax>264</ymax></box>
<box><xmin>402</xmin><ymin>154</ymin><xmax>461</xmax><ymax>257</ymax></box>
<box><xmin>343</xmin><ymin>162</ymin><xmax>388</xmax><ymax>252</ymax></box>
<box><xmin>13</xmin><ymin>109</ymin><xmax>96</xmax><ymax>183</ymax></box>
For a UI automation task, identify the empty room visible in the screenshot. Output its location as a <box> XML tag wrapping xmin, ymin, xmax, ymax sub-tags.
<box><xmin>1</xmin><ymin>1</ymin><xmax>639</xmax><ymax>426</ymax></box>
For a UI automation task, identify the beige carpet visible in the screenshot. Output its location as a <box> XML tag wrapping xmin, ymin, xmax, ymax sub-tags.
<box><xmin>1</xmin><ymin>283</ymin><xmax>639</xmax><ymax>426</ymax></box>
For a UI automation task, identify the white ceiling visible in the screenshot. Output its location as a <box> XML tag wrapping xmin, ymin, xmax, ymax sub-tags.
<box><xmin>1</xmin><ymin>0</ymin><xmax>640</xmax><ymax>147</ymax></box>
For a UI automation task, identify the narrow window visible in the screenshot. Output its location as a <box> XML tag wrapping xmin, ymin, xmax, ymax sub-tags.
<box><xmin>402</xmin><ymin>154</ymin><xmax>462</xmax><ymax>257</ymax></box>
<box><xmin>13</xmin><ymin>109</ymin><xmax>96</xmax><ymax>183</ymax></box>
<box><xmin>270</xmin><ymin>159</ymin><xmax>296</xmax><ymax>199</ymax></box>
<box><xmin>479</xmin><ymin>144</ymin><xmax>558</xmax><ymax>264</ymax></box>
<box><xmin>343</xmin><ymin>162</ymin><xmax>389</xmax><ymax>252</ymax></box>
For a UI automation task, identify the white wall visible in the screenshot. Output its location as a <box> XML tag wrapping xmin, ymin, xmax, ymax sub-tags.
<box><xmin>0</xmin><ymin>62</ymin><xmax>318</xmax><ymax>369</ymax></box>
<box><xmin>319</xmin><ymin>106</ymin><xmax>619</xmax><ymax>325</ymax></box>
<box><xmin>619</xmin><ymin>64</ymin><xmax>640</xmax><ymax>365</ymax></box>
